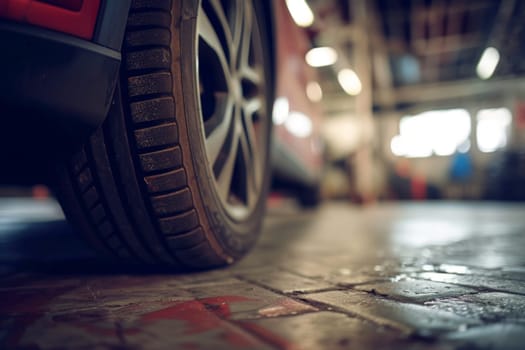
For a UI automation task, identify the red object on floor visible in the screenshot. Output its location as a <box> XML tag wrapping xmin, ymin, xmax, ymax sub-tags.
<box><xmin>411</xmin><ymin>175</ymin><xmax>427</xmax><ymax>200</ymax></box>
<box><xmin>32</xmin><ymin>185</ymin><xmax>50</xmax><ymax>199</ymax></box>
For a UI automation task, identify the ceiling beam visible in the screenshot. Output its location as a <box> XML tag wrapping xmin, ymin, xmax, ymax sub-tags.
<box><xmin>373</xmin><ymin>78</ymin><xmax>525</xmax><ymax>106</ymax></box>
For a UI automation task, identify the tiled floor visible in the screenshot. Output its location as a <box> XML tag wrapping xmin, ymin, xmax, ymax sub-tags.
<box><xmin>1</xmin><ymin>198</ymin><xmax>525</xmax><ymax>349</ymax></box>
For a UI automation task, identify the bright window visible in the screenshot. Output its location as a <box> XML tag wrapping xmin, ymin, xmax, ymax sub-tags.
<box><xmin>391</xmin><ymin>109</ymin><xmax>471</xmax><ymax>158</ymax></box>
<box><xmin>476</xmin><ymin>108</ymin><xmax>511</xmax><ymax>153</ymax></box>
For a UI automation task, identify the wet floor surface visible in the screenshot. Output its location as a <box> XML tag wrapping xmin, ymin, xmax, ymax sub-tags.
<box><xmin>1</xmin><ymin>198</ymin><xmax>525</xmax><ymax>349</ymax></box>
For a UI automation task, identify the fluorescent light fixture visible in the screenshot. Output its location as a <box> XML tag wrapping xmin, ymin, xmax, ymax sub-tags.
<box><xmin>476</xmin><ymin>108</ymin><xmax>511</xmax><ymax>152</ymax></box>
<box><xmin>285</xmin><ymin>0</ymin><xmax>314</xmax><ymax>27</ymax></box>
<box><xmin>306</xmin><ymin>81</ymin><xmax>323</xmax><ymax>102</ymax></box>
<box><xmin>390</xmin><ymin>135</ymin><xmax>405</xmax><ymax>156</ymax></box>
<box><xmin>392</xmin><ymin>109</ymin><xmax>471</xmax><ymax>158</ymax></box>
<box><xmin>272</xmin><ymin>97</ymin><xmax>289</xmax><ymax>125</ymax></box>
<box><xmin>305</xmin><ymin>47</ymin><xmax>338</xmax><ymax>67</ymax></box>
<box><xmin>337</xmin><ymin>68</ymin><xmax>362</xmax><ymax>95</ymax></box>
<box><xmin>285</xmin><ymin>111</ymin><xmax>313</xmax><ymax>138</ymax></box>
<box><xmin>476</xmin><ymin>47</ymin><xmax>500</xmax><ymax>80</ymax></box>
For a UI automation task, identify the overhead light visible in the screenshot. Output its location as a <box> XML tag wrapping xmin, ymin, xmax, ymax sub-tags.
<box><xmin>476</xmin><ymin>108</ymin><xmax>511</xmax><ymax>152</ymax></box>
<box><xmin>390</xmin><ymin>135</ymin><xmax>406</xmax><ymax>157</ymax></box>
<box><xmin>305</xmin><ymin>47</ymin><xmax>338</xmax><ymax>67</ymax></box>
<box><xmin>285</xmin><ymin>0</ymin><xmax>314</xmax><ymax>27</ymax></box>
<box><xmin>337</xmin><ymin>68</ymin><xmax>362</xmax><ymax>95</ymax></box>
<box><xmin>285</xmin><ymin>111</ymin><xmax>313</xmax><ymax>138</ymax></box>
<box><xmin>392</xmin><ymin>109</ymin><xmax>471</xmax><ymax>158</ymax></box>
<box><xmin>306</xmin><ymin>81</ymin><xmax>323</xmax><ymax>102</ymax></box>
<box><xmin>476</xmin><ymin>47</ymin><xmax>500</xmax><ymax>80</ymax></box>
<box><xmin>272</xmin><ymin>97</ymin><xmax>289</xmax><ymax>125</ymax></box>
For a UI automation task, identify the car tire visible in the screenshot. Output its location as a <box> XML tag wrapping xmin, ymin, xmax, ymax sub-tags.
<box><xmin>55</xmin><ymin>0</ymin><xmax>273</xmax><ymax>268</ymax></box>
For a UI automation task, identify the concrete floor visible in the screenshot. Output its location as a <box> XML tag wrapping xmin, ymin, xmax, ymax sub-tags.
<box><xmin>1</xmin><ymin>198</ymin><xmax>525</xmax><ymax>349</ymax></box>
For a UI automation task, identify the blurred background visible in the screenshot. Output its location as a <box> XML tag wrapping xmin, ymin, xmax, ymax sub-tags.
<box><xmin>2</xmin><ymin>0</ymin><xmax>525</xmax><ymax>205</ymax></box>
<box><xmin>271</xmin><ymin>0</ymin><xmax>525</xmax><ymax>205</ymax></box>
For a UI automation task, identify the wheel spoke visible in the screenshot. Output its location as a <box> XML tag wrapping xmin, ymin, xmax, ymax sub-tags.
<box><xmin>205</xmin><ymin>95</ymin><xmax>234</xmax><ymax>165</ymax></box>
<box><xmin>238</xmin><ymin>2</ymin><xmax>252</xmax><ymax>70</ymax></box>
<box><xmin>217</xmin><ymin>125</ymin><xmax>239</xmax><ymax>200</ymax></box>
<box><xmin>232</xmin><ymin>2</ymin><xmax>246</xmax><ymax>67</ymax></box>
<box><xmin>208</xmin><ymin>0</ymin><xmax>235</xmax><ymax>65</ymax></box>
<box><xmin>239</xmin><ymin>126</ymin><xmax>258</xmax><ymax>205</ymax></box>
<box><xmin>238</xmin><ymin>4</ymin><xmax>262</xmax><ymax>87</ymax></box>
<box><xmin>242</xmin><ymin>102</ymin><xmax>262</xmax><ymax>188</ymax></box>
<box><xmin>244</xmin><ymin>67</ymin><xmax>263</xmax><ymax>87</ymax></box>
<box><xmin>243</xmin><ymin>96</ymin><xmax>261</xmax><ymax>115</ymax></box>
<box><xmin>198</xmin><ymin>6</ymin><xmax>232</xmax><ymax>83</ymax></box>
<box><xmin>239</xmin><ymin>6</ymin><xmax>262</xmax><ymax>86</ymax></box>
<box><xmin>240</xmin><ymin>66</ymin><xmax>262</xmax><ymax>86</ymax></box>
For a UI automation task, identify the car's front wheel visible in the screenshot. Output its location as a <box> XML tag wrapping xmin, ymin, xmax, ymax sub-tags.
<box><xmin>55</xmin><ymin>0</ymin><xmax>273</xmax><ymax>268</ymax></box>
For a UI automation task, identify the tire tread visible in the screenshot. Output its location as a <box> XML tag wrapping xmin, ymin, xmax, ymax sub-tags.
<box><xmin>56</xmin><ymin>0</ymin><xmax>226</xmax><ymax>269</ymax></box>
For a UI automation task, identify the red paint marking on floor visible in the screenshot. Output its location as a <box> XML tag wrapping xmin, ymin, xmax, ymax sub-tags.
<box><xmin>0</xmin><ymin>287</ymin><xmax>73</xmax><ymax>314</ymax></box>
<box><xmin>1</xmin><ymin>287</ymin><xmax>74</xmax><ymax>347</ymax></box>
<box><xmin>140</xmin><ymin>296</ymin><xmax>258</xmax><ymax>347</ymax></box>
<box><xmin>141</xmin><ymin>296</ymin><xmax>253</xmax><ymax>323</ymax></box>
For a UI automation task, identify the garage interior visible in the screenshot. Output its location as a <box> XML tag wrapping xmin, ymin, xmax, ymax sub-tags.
<box><xmin>2</xmin><ymin>0</ymin><xmax>525</xmax><ymax>349</ymax></box>
<box><xmin>307</xmin><ymin>0</ymin><xmax>525</xmax><ymax>202</ymax></box>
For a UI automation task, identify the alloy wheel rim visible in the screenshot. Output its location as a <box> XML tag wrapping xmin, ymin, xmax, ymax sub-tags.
<box><xmin>197</xmin><ymin>0</ymin><xmax>267</xmax><ymax>221</ymax></box>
